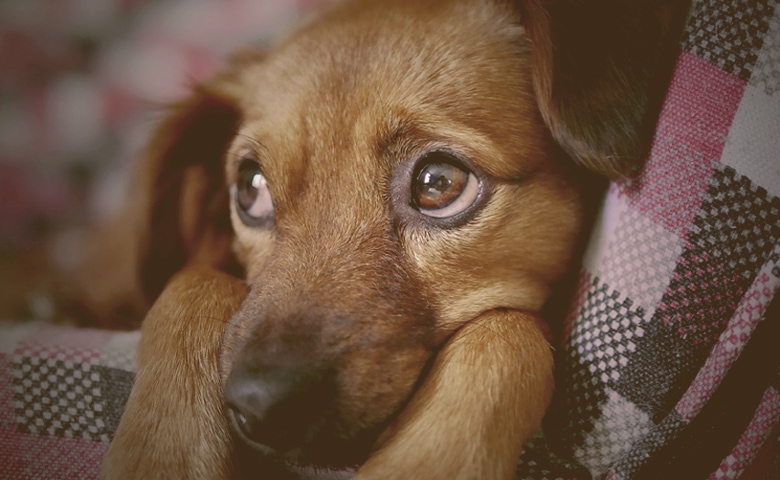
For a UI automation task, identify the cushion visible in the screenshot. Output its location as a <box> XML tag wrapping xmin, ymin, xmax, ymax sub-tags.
<box><xmin>1</xmin><ymin>0</ymin><xmax>778</xmax><ymax>478</ymax></box>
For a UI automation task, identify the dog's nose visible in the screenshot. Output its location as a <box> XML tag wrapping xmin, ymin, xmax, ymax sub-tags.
<box><xmin>224</xmin><ymin>364</ymin><xmax>329</xmax><ymax>452</ymax></box>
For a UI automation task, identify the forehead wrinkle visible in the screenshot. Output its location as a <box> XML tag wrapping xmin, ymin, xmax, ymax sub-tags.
<box><xmin>272</xmin><ymin>102</ymin><xmax>386</xmax><ymax>234</ymax></box>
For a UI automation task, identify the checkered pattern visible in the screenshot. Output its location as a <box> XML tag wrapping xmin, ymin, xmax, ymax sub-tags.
<box><xmin>540</xmin><ymin>0</ymin><xmax>780</xmax><ymax>478</ymax></box>
<box><xmin>752</xmin><ymin>3</ymin><xmax>780</xmax><ymax>95</ymax></box>
<box><xmin>1</xmin><ymin>0</ymin><xmax>779</xmax><ymax>479</ymax></box>
<box><xmin>600</xmin><ymin>204</ymin><xmax>682</xmax><ymax>316</ymax></box>
<box><xmin>0</xmin><ymin>322</ymin><xmax>138</xmax><ymax>479</ymax></box>
<box><xmin>683</xmin><ymin>0</ymin><xmax>775</xmax><ymax>81</ymax></box>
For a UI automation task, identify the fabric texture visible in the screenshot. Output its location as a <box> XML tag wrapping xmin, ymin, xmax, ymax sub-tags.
<box><xmin>0</xmin><ymin>322</ymin><xmax>139</xmax><ymax>479</ymax></box>
<box><xmin>516</xmin><ymin>1</ymin><xmax>780</xmax><ymax>478</ymax></box>
<box><xmin>1</xmin><ymin>0</ymin><xmax>779</xmax><ymax>479</ymax></box>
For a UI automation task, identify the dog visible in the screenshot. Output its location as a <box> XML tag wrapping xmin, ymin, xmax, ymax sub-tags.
<box><xmin>73</xmin><ymin>0</ymin><xmax>690</xmax><ymax>478</ymax></box>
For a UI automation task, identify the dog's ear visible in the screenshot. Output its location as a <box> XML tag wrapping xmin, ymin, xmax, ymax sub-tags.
<box><xmin>137</xmin><ymin>90</ymin><xmax>238</xmax><ymax>304</ymax></box>
<box><xmin>49</xmin><ymin>51</ymin><xmax>260</xmax><ymax>327</ymax></box>
<box><xmin>519</xmin><ymin>0</ymin><xmax>690</xmax><ymax>179</ymax></box>
<box><xmin>136</xmin><ymin>50</ymin><xmax>260</xmax><ymax>304</ymax></box>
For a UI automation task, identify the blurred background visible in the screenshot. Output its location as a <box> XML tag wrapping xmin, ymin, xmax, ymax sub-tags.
<box><xmin>0</xmin><ymin>0</ymin><xmax>323</xmax><ymax>318</ymax></box>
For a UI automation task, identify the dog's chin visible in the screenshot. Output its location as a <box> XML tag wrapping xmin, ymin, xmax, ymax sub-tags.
<box><xmin>237</xmin><ymin>438</ymin><xmax>366</xmax><ymax>471</ymax></box>
<box><xmin>230</xmin><ymin>410</ymin><xmax>379</xmax><ymax>475</ymax></box>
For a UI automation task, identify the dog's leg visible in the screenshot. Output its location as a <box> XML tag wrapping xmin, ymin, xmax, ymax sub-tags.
<box><xmin>357</xmin><ymin>310</ymin><xmax>553</xmax><ymax>480</ymax></box>
<box><xmin>100</xmin><ymin>267</ymin><xmax>247</xmax><ymax>480</ymax></box>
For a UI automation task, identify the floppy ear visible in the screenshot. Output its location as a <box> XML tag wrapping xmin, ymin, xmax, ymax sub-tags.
<box><xmin>136</xmin><ymin>87</ymin><xmax>241</xmax><ymax>304</ymax></box>
<box><xmin>50</xmin><ymin>51</ymin><xmax>261</xmax><ymax>327</ymax></box>
<box><xmin>520</xmin><ymin>0</ymin><xmax>690</xmax><ymax>179</ymax></box>
<box><xmin>135</xmin><ymin>50</ymin><xmax>264</xmax><ymax>304</ymax></box>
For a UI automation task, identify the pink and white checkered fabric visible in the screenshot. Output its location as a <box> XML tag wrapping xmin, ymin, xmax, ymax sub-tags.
<box><xmin>0</xmin><ymin>322</ymin><xmax>139</xmax><ymax>479</ymax></box>
<box><xmin>516</xmin><ymin>1</ymin><xmax>780</xmax><ymax>479</ymax></box>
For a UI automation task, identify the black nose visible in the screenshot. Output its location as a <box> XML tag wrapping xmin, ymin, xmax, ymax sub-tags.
<box><xmin>224</xmin><ymin>364</ymin><xmax>330</xmax><ymax>453</ymax></box>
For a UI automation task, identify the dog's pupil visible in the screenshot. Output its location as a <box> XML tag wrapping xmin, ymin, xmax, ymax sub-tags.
<box><xmin>425</xmin><ymin>171</ymin><xmax>452</xmax><ymax>193</ymax></box>
<box><xmin>416</xmin><ymin>162</ymin><xmax>466</xmax><ymax>209</ymax></box>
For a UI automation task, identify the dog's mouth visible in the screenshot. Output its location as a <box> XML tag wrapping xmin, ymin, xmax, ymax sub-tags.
<box><xmin>224</xmin><ymin>366</ymin><xmax>388</xmax><ymax>471</ymax></box>
<box><xmin>227</xmin><ymin>405</ymin><xmax>378</xmax><ymax>472</ymax></box>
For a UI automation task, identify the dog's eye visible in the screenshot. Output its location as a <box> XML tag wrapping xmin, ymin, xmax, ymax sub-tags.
<box><xmin>412</xmin><ymin>152</ymin><xmax>479</xmax><ymax>218</ymax></box>
<box><xmin>234</xmin><ymin>159</ymin><xmax>273</xmax><ymax>226</ymax></box>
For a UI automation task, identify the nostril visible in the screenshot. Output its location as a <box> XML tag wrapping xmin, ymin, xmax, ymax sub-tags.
<box><xmin>224</xmin><ymin>364</ymin><xmax>330</xmax><ymax>453</ymax></box>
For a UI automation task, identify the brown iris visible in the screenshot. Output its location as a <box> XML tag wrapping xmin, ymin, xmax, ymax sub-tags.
<box><xmin>412</xmin><ymin>152</ymin><xmax>478</xmax><ymax>218</ymax></box>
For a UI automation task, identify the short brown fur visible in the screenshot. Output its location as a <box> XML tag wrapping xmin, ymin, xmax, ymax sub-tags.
<box><xmin>89</xmin><ymin>0</ymin><xmax>688</xmax><ymax>478</ymax></box>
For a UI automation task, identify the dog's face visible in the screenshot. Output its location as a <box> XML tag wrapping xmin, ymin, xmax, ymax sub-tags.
<box><xmin>219</xmin><ymin>0</ymin><xmax>582</xmax><ymax>466</ymax></box>
<box><xmin>122</xmin><ymin>0</ymin><xmax>685</xmax><ymax>469</ymax></box>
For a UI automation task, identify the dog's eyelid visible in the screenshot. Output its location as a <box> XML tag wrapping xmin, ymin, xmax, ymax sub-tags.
<box><xmin>231</xmin><ymin>147</ymin><xmax>262</xmax><ymax>167</ymax></box>
<box><xmin>495</xmin><ymin>168</ymin><xmax>537</xmax><ymax>186</ymax></box>
<box><xmin>234</xmin><ymin>132</ymin><xmax>269</xmax><ymax>155</ymax></box>
<box><xmin>228</xmin><ymin>136</ymin><xmax>269</xmax><ymax>171</ymax></box>
<box><xmin>228</xmin><ymin>146</ymin><xmax>270</xmax><ymax>185</ymax></box>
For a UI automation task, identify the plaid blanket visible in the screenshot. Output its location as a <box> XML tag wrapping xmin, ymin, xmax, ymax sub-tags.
<box><xmin>514</xmin><ymin>0</ymin><xmax>780</xmax><ymax>479</ymax></box>
<box><xmin>0</xmin><ymin>322</ymin><xmax>139</xmax><ymax>479</ymax></box>
<box><xmin>1</xmin><ymin>0</ymin><xmax>779</xmax><ymax>479</ymax></box>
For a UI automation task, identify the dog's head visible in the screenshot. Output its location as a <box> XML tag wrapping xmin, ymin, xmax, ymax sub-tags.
<box><xmin>132</xmin><ymin>0</ymin><xmax>686</xmax><ymax>468</ymax></box>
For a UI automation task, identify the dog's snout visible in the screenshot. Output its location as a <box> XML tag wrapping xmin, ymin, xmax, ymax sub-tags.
<box><xmin>224</xmin><ymin>363</ymin><xmax>330</xmax><ymax>453</ymax></box>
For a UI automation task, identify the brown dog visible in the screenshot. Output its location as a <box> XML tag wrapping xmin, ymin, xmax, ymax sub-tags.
<box><xmin>87</xmin><ymin>0</ymin><xmax>689</xmax><ymax>478</ymax></box>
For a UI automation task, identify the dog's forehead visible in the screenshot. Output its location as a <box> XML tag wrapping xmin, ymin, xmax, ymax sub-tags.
<box><xmin>230</xmin><ymin>0</ymin><xmax>554</xmax><ymax>213</ymax></box>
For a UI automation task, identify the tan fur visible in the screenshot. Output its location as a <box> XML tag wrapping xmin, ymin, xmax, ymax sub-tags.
<box><xmin>358</xmin><ymin>310</ymin><xmax>553</xmax><ymax>480</ymax></box>
<box><xmin>217</xmin><ymin>4</ymin><xmax>573</xmax><ymax>471</ymax></box>
<box><xmin>89</xmin><ymin>0</ymin><xmax>689</xmax><ymax>478</ymax></box>
<box><xmin>101</xmin><ymin>268</ymin><xmax>247</xmax><ymax>479</ymax></box>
